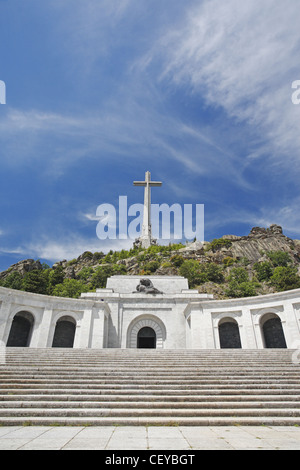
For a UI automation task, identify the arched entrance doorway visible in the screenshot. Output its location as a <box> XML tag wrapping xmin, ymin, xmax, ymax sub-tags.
<box><xmin>261</xmin><ymin>313</ymin><xmax>287</xmax><ymax>348</ymax></box>
<box><xmin>52</xmin><ymin>316</ymin><xmax>76</xmax><ymax>348</ymax></box>
<box><xmin>218</xmin><ymin>318</ymin><xmax>242</xmax><ymax>349</ymax></box>
<box><xmin>6</xmin><ymin>311</ymin><xmax>34</xmax><ymax>347</ymax></box>
<box><xmin>127</xmin><ymin>316</ymin><xmax>166</xmax><ymax>349</ymax></box>
<box><xmin>137</xmin><ymin>327</ymin><xmax>156</xmax><ymax>349</ymax></box>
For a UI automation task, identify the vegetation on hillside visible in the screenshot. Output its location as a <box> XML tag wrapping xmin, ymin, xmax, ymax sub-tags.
<box><xmin>1</xmin><ymin>236</ymin><xmax>300</xmax><ymax>299</ymax></box>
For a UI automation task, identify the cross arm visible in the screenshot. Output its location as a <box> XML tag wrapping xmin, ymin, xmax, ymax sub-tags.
<box><xmin>133</xmin><ymin>181</ymin><xmax>162</xmax><ymax>186</ymax></box>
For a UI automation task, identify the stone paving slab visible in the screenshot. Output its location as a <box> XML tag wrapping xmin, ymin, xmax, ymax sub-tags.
<box><xmin>0</xmin><ymin>426</ymin><xmax>300</xmax><ymax>450</ymax></box>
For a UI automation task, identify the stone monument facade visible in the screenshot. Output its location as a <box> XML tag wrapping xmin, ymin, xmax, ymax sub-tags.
<box><xmin>0</xmin><ymin>275</ymin><xmax>300</xmax><ymax>350</ymax></box>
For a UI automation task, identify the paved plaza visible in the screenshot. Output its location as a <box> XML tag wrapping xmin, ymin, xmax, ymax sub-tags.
<box><xmin>0</xmin><ymin>425</ymin><xmax>300</xmax><ymax>450</ymax></box>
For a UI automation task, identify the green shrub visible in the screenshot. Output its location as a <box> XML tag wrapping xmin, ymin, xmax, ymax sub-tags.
<box><xmin>226</xmin><ymin>280</ymin><xmax>260</xmax><ymax>298</ymax></box>
<box><xmin>253</xmin><ymin>261</ymin><xmax>273</xmax><ymax>281</ymax></box>
<box><xmin>93</xmin><ymin>252</ymin><xmax>104</xmax><ymax>260</ymax></box>
<box><xmin>223</xmin><ymin>257</ymin><xmax>236</xmax><ymax>267</ymax></box>
<box><xmin>1</xmin><ymin>271</ymin><xmax>23</xmax><ymax>290</ymax></box>
<box><xmin>203</xmin><ymin>263</ymin><xmax>224</xmax><ymax>283</ymax></box>
<box><xmin>81</xmin><ymin>251</ymin><xmax>93</xmax><ymax>260</ymax></box>
<box><xmin>67</xmin><ymin>259</ymin><xmax>77</xmax><ymax>266</ymax></box>
<box><xmin>179</xmin><ymin>260</ymin><xmax>207</xmax><ymax>287</ymax></box>
<box><xmin>179</xmin><ymin>260</ymin><xmax>224</xmax><ymax>286</ymax></box>
<box><xmin>47</xmin><ymin>266</ymin><xmax>65</xmax><ymax>294</ymax></box>
<box><xmin>91</xmin><ymin>264</ymin><xmax>126</xmax><ymax>289</ymax></box>
<box><xmin>161</xmin><ymin>262</ymin><xmax>172</xmax><ymax>268</ymax></box>
<box><xmin>77</xmin><ymin>267</ymin><xmax>95</xmax><ymax>281</ymax></box>
<box><xmin>228</xmin><ymin>267</ymin><xmax>249</xmax><ymax>284</ymax></box>
<box><xmin>206</xmin><ymin>238</ymin><xmax>232</xmax><ymax>252</ymax></box>
<box><xmin>143</xmin><ymin>260</ymin><xmax>160</xmax><ymax>273</ymax></box>
<box><xmin>170</xmin><ymin>255</ymin><xmax>184</xmax><ymax>267</ymax></box>
<box><xmin>21</xmin><ymin>269</ymin><xmax>48</xmax><ymax>294</ymax></box>
<box><xmin>52</xmin><ymin>279</ymin><xmax>88</xmax><ymax>298</ymax></box>
<box><xmin>266</xmin><ymin>251</ymin><xmax>292</xmax><ymax>267</ymax></box>
<box><xmin>270</xmin><ymin>266</ymin><xmax>300</xmax><ymax>291</ymax></box>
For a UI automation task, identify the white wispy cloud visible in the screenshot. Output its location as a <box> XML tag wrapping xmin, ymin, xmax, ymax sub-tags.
<box><xmin>0</xmin><ymin>96</ymin><xmax>236</xmax><ymax>181</ymax></box>
<box><xmin>146</xmin><ymin>0</ymin><xmax>300</xmax><ymax>169</ymax></box>
<box><xmin>81</xmin><ymin>213</ymin><xmax>101</xmax><ymax>222</ymax></box>
<box><xmin>254</xmin><ymin>201</ymin><xmax>300</xmax><ymax>237</ymax></box>
<box><xmin>1</xmin><ymin>1</ymin><xmax>264</xmax><ymax>184</ymax></box>
<box><xmin>1</xmin><ymin>235</ymin><xmax>134</xmax><ymax>263</ymax></box>
<box><xmin>204</xmin><ymin>197</ymin><xmax>300</xmax><ymax>238</ymax></box>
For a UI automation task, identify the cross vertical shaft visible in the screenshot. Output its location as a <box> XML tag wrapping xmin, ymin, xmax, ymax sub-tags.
<box><xmin>133</xmin><ymin>171</ymin><xmax>162</xmax><ymax>248</ymax></box>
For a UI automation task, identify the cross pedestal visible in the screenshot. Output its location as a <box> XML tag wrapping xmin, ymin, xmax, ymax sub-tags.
<box><xmin>133</xmin><ymin>171</ymin><xmax>162</xmax><ymax>249</ymax></box>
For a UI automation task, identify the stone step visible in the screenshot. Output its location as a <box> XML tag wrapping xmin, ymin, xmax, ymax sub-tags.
<box><xmin>1</xmin><ymin>393</ymin><xmax>299</xmax><ymax>402</ymax></box>
<box><xmin>4</xmin><ymin>357</ymin><xmax>295</xmax><ymax>363</ymax></box>
<box><xmin>2</xmin><ymin>366</ymin><xmax>298</xmax><ymax>374</ymax></box>
<box><xmin>4</xmin><ymin>351</ymin><xmax>296</xmax><ymax>363</ymax></box>
<box><xmin>1</xmin><ymin>348</ymin><xmax>300</xmax><ymax>426</ymax></box>
<box><xmin>5</xmin><ymin>347</ymin><xmax>293</xmax><ymax>352</ymax></box>
<box><xmin>0</xmin><ymin>407</ymin><xmax>300</xmax><ymax>419</ymax></box>
<box><xmin>1</xmin><ymin>387</ymin><xmax>300</xmax><ymax>396</ymax></box>
<box><xmin>0</xmin><ymin>375</ymin><xmax>300</xmax><ymax>389</ymax></box>
<box><xmin>4</xmin><ymin>347</ymin><xmax>293</xmax><ymax>352</ymax></box>
<box><xmin>1</xmin><ymin>373</ymin><xmax>299</xmax><ymax>380</ymax></box>
<box><xmin>2</xmin><ymin>367</ymin><xmax>298</xmax><ymax>374</ymax></box>
<box><xmin>4</xmin><ymin>354</ymin><xmax>295</xmax><ymax>361</ymax></box>
<box><xmin>1</xmin><ymin>416</ymin><xmax>300</xmax><ymax>427</ymax></box>
<box><xmin>5</xmin><ymin>356</ymin><xmax>291</xmax><ymax>361</ymax></box>
<box><xmin>0</xmin><ymin>400</ymin><xmax>299</xmax><ymax>409</ymax></box>
<box><xmin>0</xmin><ymin>379</ymin><xmax>300</xmax><ymax>393</ymax></box>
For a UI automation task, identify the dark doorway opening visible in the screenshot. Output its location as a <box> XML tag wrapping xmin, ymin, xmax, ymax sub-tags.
<box><xmin>7</xmin><ymin>312</ymin><xmax>34</xmax><ymax>347</ymax></box>
<box><xmin>262</xmin><ymin>316</ymin><xmax>287</xmax><ymax>348</ymax></box>
<box><xmin>52</xmin><ymin>317</ymin><xmax>76</xmax><ymax>348</ymax></box>
<box><xmin>219</xmin><ymin>320</ymin><xmax>242</xmax><ymax>349</ymax></box>
<box><xmin>137</xmin><ymin>327</ymin><xmax>156</xmax><ymax>349</ymax></box>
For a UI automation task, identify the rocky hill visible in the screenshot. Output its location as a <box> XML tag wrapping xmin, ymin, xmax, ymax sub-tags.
<box><xmin>1</xmin><ymin>224</ymin><xmax>300</xmax><ymax>299</ymax></box>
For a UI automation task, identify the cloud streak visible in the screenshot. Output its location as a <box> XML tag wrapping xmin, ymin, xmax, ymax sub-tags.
<box><xmin>148</xmin><ymin>0</ymin><xmax>300</xmax><ymax>169</ymax></box>
<box><xmin>0</xmin><ymin>235</ymin><xmax>134</xmax><ymax>264</ymax></box>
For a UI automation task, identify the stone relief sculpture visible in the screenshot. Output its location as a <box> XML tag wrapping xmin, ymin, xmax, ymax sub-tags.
<box><xmin>133</xmin><ymin>278</ymin><xmax>163</xmax><ymax>295</ymax></box>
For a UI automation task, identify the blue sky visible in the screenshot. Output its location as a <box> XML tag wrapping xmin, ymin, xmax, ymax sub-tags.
<box><xmin>0</xmin><ymin>0</ymin><xmax>300</xmax><ymax>271</ymax></box>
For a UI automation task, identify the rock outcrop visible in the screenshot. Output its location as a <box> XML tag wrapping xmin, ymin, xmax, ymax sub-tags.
<box><xmin>0</xmin><ymin>259</ymin><xmax>43</xmax><ymax>280</ymax></box>
<box><xmin>1</xmin><ymin>225</ymin><xmax>300</xmax><ymax>299</ymax></box>
<box><xmin>212</xmin><ymin>224</ymin><xmax>298</xmax><ymax>264</ymax></box>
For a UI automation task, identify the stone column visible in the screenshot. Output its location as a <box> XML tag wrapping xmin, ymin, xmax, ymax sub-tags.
<box><xmin>281</xmin><ymin>302</ymin><xmax>299</xmax><ymax>348</ymax></box>
<box><xmin>240</xmin><ymin>307</ymin><xmax>258</xmax><ymax>349</ymax></box>
<box><xmin>186</xmin><ymin>304</ymin><xmax>215</xmax><ymax>349</ymax></box>
<box><xmin>77</xmin><ymin>307</ymin><xmax>93</xmax><ymax>348</ymax></box>
<box><xmin>36</xmin><ymin>308</ymin><xmax>54</xmax><ymax>348</ymax></box>
<box><xmin>0</xmin><ymin>300</ymin><xmax>12</xmax><ymax>346</ymax></box>
<box><xmin>89</xmin><ymin>306</ymin><xmax>109</xmax><ymax>349</ymax></box>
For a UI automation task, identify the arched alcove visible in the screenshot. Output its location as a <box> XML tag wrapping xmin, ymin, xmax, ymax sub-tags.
<box><xmin>261</xmin><ymin>313</ymin><xmax>287</xmax><ymax>348</ymax></box>
<box><xmin>52</xmin><ymin>316</ymin><xmax>76</xmax><ymax>348</ymax></box>
<box><xmin>6</xmin><ymin>311</ymin><xmax>34</xmax><ymax>347</ymax></box>
<box><xmin>127</xmin><ymin>316</ymin><xmax>166</xmax><ymax>349</ymax></box>
<box><xmin>218</xmin><ymin>317</ymin><xmax>242</xmax><ymax>349</ymax></box>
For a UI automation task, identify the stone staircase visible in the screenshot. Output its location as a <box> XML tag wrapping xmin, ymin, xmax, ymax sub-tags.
<box><xmin>0</xmin><ymin>348</ymin><xmax>300</xmax><ymax>426</ymax></box>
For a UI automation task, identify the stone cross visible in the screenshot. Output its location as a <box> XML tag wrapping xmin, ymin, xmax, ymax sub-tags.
<box><xmin>133</xmin><ymin>171</ymin><xmax>162</xmax><ymax>248</ymax></box>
